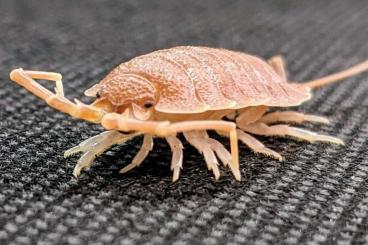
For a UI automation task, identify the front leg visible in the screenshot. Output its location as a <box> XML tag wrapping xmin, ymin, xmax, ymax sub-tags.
<box><xmin>65</xmin><ymin>131</ymin><xmax>142</xmax><ymax>177</ymax></box>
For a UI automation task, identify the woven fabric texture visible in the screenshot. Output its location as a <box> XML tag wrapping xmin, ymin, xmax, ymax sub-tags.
<box><xmin>1</xmin><ymin>0</ymin><xmax>368</xmax><ymax>244</ymax></box>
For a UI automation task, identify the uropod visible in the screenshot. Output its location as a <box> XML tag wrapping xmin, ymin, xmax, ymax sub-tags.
<box><xmin>10</xmin><ymin>46</ymin><xmax>368</xmax><ymax>181</ymax></box>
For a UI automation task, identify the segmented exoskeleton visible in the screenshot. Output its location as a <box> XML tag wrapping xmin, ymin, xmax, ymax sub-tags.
<box><xmin>10</xmin><ymin>46</ymin><xmax>368</xmax><ymax>181</ymax></box>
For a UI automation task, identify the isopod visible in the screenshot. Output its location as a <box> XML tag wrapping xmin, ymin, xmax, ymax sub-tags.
<box><xmin>10</xmin><ymin>46</ymin><xmax>368</xmax><ymax>181</ymax></box>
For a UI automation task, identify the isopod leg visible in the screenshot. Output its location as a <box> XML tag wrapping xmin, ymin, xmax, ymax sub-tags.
<box><xmin>257</xmin><ymin>111</ymin><xmax>330</xmax><ymax>125</ymax></box>
<box><xmin>184</xmin><ymin>131</ymin><xmax>231</xmax><ymax>180</ymax></box>
<box><xmin>216</xmin><ymin>129</ymin><xmax>282</xmax><ymax>161</ymax></box>
<box><xmin>268</xmin><ymin>55</ymin><xmax>287</xmax><ymax>82</ymax></box>
<box><xmin>101</xmin><ymin>113</ymin><xmax>240</xmax><ymax>181</ymax></box>
<box><xmin>70</xmin><ymin>131</ymin><xmax>123</xmax><ymax>177</ymax></box>
<box><xmin>165</xmin><ymin>135</ymin><xmax>184</xmax><ymax>182</ymax></box>
<box><xmin>119</xmin><ymin>134</ymin><xmax>154</xmax><ymax>173</ymax></box>
<box><xmin>236</xmin><ymin>130</ymin><xmax>283</xmax><ymax>161</ymax></box>
<box><xmin>236</xmin><ymin>106</ymin><xmax>268</xmax><ymax>128</ymax></box>
<box><xmin>64</xmin><ymin>131</ymin><xmax>116</xmax><ymax>157</ymax></box>
<box><xmin>243</xmin><ymin>123</ymin><xmax>344</xmax><ymax>145</ymax></box>
<box><xmin>65</xmin><ymin>131</ymin><xmax>141</xmax><ymax>177</ymax></box>
<box><xmin>206</xmin><ymin>137</ymin><xmax>232</xmax><ymax>168</ymax></box>
<box><xmin>160</xmin><ymin>121</ymin><xmax>240</xmax><ymax>181</ymax></box>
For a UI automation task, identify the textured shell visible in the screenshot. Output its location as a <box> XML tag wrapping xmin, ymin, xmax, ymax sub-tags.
<box><xmin>96</xmin><ymin>46</ymin><xmax>311</xmax><ymax>113</ymax></box>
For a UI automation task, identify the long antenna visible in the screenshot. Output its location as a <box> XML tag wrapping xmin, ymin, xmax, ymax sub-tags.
<box><xmin>305</xmin><ymin>60</ymin><xmax>368</xmax><ymax>89</ymax></box>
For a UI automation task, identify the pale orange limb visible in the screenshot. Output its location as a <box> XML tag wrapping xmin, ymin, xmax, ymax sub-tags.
<box><xmin>165</xmin><ymin>135</ymin><xmax>184</xmax><ymax>182</ymax></box>
<box><xmin>207</xmin><ymin>109</ymin><xmax>234</xmax><ymax>120</ymax></box>
<box><xmin>205</xmin><ymin>138</ymin><xmax>232</xmax><ymax>168</ymax></box>
<box><xmin>235</xmin><ymin>106</ymin><xmax>268</xmax><ymax>128</ymax></box>
<box><xmin>243</xmin><ymin>123</ymin><xmax>344</xmax><ymax>145</ymax></box>
<box><xmin>215</xmin><ymin>128</ymin><xmax>282</xmax><ymax>161</ymax></box>
<box><xmin>64</xmin><ymin>131</ymin><xmax>117</xmax><ymax>158</ymax></box>
<box><xmin>194</xmin><ymin>131</ymin><xmax>233</xmax><ymax>168</ymax></box>
<box><xmin>236</xmin><ymin>130</ymin><xmax>283</xmax><ymax>161</ymax></box>
<box><xmin>257</xmin><ymin>111</ymin><xmax>330</xmax><ymax>125</ymax></box>
<box><xmin>9</xmin><ymin>68</ymin><xmax>104</xmax><ymax>123</ymax></box>
<box><xmin>168</xmin><ymin>123</ymin><xmax>239</xmax><ymax>180</ymax></box>
<box><xmin>119</xmin><ymin>134</ymin><xmax>154</xmax><ymax>174</ymax></box>
<box><xmin>268</xmin><ymin>55</ymin><xmax>287</xmax><ymax>82</ymax></box>
<box><xmin>184</xmin><ymin>131</ymin><xmax>231</xmax><ymax>180</ymax></box>
<box><xmin>64</xmin><ymin>131</ymin><xmax>142</xmax><ymax>177</ymax></box>
<box><xmin>101</xmin><ymin>113</ymin><xmax>241</xmax><ymax>181</ymax></box>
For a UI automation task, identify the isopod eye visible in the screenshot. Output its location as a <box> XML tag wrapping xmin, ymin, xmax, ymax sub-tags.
<box><xmin>96</xmin><ymin>92</ymin><xmax>101</xmax><ymax>99</ymax></box>
<box><xmin>144</xmin><ymin>101</ymin><xmax>153</xmax><ymax>109</ymax></box>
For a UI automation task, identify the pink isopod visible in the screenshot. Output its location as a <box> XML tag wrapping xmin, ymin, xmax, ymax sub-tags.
<box><xmin>10</xmin><ymin>46</ymin><xmax>368</xmax><ymax>181</ymax></box>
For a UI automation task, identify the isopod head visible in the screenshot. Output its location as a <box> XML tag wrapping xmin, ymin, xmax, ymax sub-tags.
<box><xmin>84</xmin><ymin>74</ymin><xmax>156</xmax><ymax>120</ymax></box>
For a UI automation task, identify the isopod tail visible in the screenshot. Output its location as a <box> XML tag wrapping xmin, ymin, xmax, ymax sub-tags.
<box><xmin>304</xmin><ymin>59</ymin><xmax>368</xmax><ymax>89</ymax></box>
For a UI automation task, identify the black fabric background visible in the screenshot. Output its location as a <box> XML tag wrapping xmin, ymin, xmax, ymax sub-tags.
<box><xmin>1</xmin><ymin>0</ymin><xmax>368</xmax><ymax>244</ymax></box>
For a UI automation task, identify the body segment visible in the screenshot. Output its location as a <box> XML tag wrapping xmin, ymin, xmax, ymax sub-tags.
<box><xmin>92</xmin><ymin>46</ymin><xmax>312</xmax><ymax>114</ymax></box>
